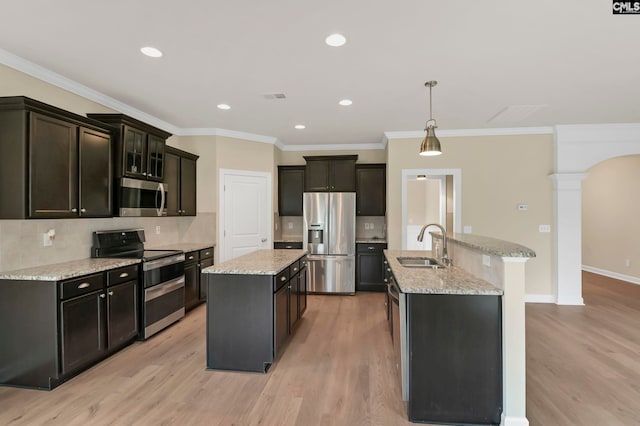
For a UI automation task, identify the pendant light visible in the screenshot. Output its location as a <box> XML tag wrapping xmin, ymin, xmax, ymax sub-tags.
<box><xmin>419</xmin><ymin>81</ymin><xmax>442</xmax><ymax>156</ymax></box>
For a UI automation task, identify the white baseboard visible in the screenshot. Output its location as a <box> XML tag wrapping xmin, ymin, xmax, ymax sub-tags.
<box><xmin>582</xmin><ymin>265</ymin><xmax>640</xmax><ymax>285</ymax></box>
<box><xmin>501</xmin><ymin>414</ymin><xmax>529</xmax><ymax>426</ymax></box>
<box><xmin>524</xmin><ymin>294</ymin><xmax>555</xmax><ymax>303</ymax></box>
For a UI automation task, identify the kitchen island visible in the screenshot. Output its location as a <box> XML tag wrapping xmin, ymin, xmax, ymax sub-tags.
<box><xmin>201</xmin><ymin>249</ymin><xmax>307</xmax><ymax>373</ymax></box>
<box><xmin>385</xmin><ymin>249</ymin><xmax>504</xmax><ymax>425</ymax></box>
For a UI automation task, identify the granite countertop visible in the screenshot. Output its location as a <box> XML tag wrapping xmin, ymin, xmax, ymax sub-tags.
<box><xmin>147</xmin><ymin>242</ymin><xmax>215</xmax><ymax>253</ymax></box>
<box><xmin>274</xmin><ymin>238</ymin><xmax>303</xmax><ymax>243</ymax></box>
<box><xmin>0</xmin><ymin>258</ymin><xmax>141</xmax><ymax>281</ymax></box>
<box><xmin>356</xmin><ymin>238</ymin><xmax>387</xmax><ymax>244</ymax></box>
<box><xmin>384</xmin><ymin>249</ymin><xmax>502</xmax><ymax>296</ymax></box>
<box><xmin>203</xmin><ymin>249</ymin><xmax>306</xmax><ymax>275</ymax></box>
<box><xmin>432</xmin><ymin>233</ymin><xmax>536</xmax><ymax>258</ymax></box>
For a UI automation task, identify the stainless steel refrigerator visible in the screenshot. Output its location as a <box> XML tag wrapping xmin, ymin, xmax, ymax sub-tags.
<box><xmin>303</xmin><ymin>192</ymin><xmax>356</xmax><ymax>294</ymax></box>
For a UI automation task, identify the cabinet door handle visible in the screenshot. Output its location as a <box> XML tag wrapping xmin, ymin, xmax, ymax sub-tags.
<box><xmin>119</xmin><ymin>272</ymin><xmax>129</xmax><ymax>278</ymax></box>
<box><xmin>78</xmin><ymin>282</ymin><xmax>90</xmax><ymax>289</ymax></box>
<box><xmin>143</xmin><ymin>172</ymin><xmax>147</xmax><ymax>176</ymax></box>
<box><xmin>204</xmin><ymin>252</ymin><xmax>211</xmax><ymax>256</ymax></box>
<box><xmin>293</xmin><ymin>267</ymin><xmax>298</xmax><ymax>272</ymax></box>
<box><xmin>188</xmin><ymin>255</ymin><xmax>195</xmax><ymax>260</ymax></box>
<box><xmin>285</xmin><ymin>245</ymin><xmax>293</xmax><ymax>249</ymax></box>
<box><xmin>368</xmin><ymin>246</ymin><xmax>375</xmax><ymax>250</ymax></box>
<box><xmin>288</xmin><ymin>285</ymin><xmax>292</xmax><ymax>289</ymax></box>
<box><xmin>100</xmin><ymin>294</ymin><xmax>106</xmax><ymax>299</ymax></box>
<box><xmin>384</xmin><ymin>278</ymin><xmax>388</xmax><ymax>283</ymax></box>
<box><xmin>384</xmin><ymin>260</ymin><xmax>388</xmax><ymax>264</ymax></box>
<box><xmin>71</xmin><ymin>208</ymin><xmax>78</xmax><ymax>213</ymax></box>
<box><xmin>280</xmin><ymin>276</ymin><xmax>287</xmax><ymax>282</ymax></box>
<box><xmin>108</xmin><ymin>291</ymin><xmax>114</xmax><ymax>296</ymax></box>
<box><xmin>80</xmin><ymin>208</ymin><xmax>86</xmax><ymax>213</ymax></box>
<box><xmin>387</xmin><ymin>268</ymin><xmax>391</xmax><ymax>272</ymax></box>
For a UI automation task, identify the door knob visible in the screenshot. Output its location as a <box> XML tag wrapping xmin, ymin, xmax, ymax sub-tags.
<box><xmin>261</xmin><ymin>238</ymin><xmax>267</xmax><ymax>243</ymax></box>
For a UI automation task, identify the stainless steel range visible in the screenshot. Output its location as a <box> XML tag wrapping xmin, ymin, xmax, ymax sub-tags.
<box><xmin>91</xmin><ymin>229</ymin><xmax>185</xmax><ymax>339</ymax></box>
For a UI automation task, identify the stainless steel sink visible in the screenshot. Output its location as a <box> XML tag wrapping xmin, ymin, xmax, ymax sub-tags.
<box><xmin>396</xmin><ymin>257</ymin><xmax>445</xmax><ymax>269</ymax></box>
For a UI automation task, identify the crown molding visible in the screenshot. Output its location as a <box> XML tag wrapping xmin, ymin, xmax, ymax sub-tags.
<box><xmin>555</xmin><ymin>123</ymin><xmax>640</xmax><ymax>143</ymax></box>
<box><xmin>279</xmin><ymin>142</ymin><xmax>386</xmax><ymax>152</ymax></box>
<box><xmin>0</xmin><ymin>48</ymin><xmax>181</xmax><ymax>135</ymax></box>
<box><xmin>385</xmin><ymin>127</ymin><xmax>554</xmax><ymax>140</ymax></box>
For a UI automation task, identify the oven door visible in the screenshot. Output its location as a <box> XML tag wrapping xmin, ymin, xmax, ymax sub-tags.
<box><xmin>119</xmin><ymin>177</ymin><xmax>167</xmax><ymax>217</ymax></box>
<box><xmin>144</xmin><ymin>276</ymin><xmax>185</xmax><ymax>339</ymax></box>
<box><xmin>143</xmin><ymin>254</ymin><xmax>185</xmax><ymax>288</ymax></box>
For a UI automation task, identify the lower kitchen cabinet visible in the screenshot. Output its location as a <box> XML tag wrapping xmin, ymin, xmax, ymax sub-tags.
<box><xmin>274</xmin><ymin>241</ymin><xmax>303</xmax><ymax>249</ymax></box>
<box><xmin>0</xmin><ymin>263</ymin><xmax>139</xmax><ymax>390</ymax></box>
<box><xmin>184</xmin><ymin>247</ymin><xmax>214</xmax><ymax>311</ymax></box>
<box><xmin>356</xmin><ymin>243</ymin><xmax>387</xmax><ymax>291</ymax></box>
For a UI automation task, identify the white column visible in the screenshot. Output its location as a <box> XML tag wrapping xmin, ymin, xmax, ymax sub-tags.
<box><xmin>551</xmin><ymin>173</ymin><xmax>588</xmax><ymax>305</ymax></box>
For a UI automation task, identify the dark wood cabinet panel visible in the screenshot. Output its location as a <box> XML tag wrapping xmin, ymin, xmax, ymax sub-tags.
<box><xmin>303</xmin><ymin>155</ymin><xmax>357</xmax><ymax>192</ymax></box>
<box><xmin>107</xmin><ymin>280</ymin><xmax>138</xmax><ymax>349</ymax></box>
<box><xmin>164</xmin><ymin>146</ymin><xmax>198</xmax><ymax>217</ymax></box>
<box><xmin>123</xmin><ymin>125</ymin><xmax>146</xmax><ymax>178</ymax></box>
<box><xmin>146</xmin><ymin>134</ymin><xmax>165</xmax><ymax>181</ymax></box>
<box><xmin>356</xmin><ymin>164</ymin><xmax>386</xmax><ymax>216</ymax></box>
<box><xmin>289</xmin><ymin>273</ymin><xmax>299</xmax><ymax>331</ymax></box>
<box><xmin>298</xmin><ymin>265</ymin><xmax>307</xmax><ymax>317</ymax></box>
<box><xmin>29</xmin><ymin>113</ymin><xmax>78</xmax><ymax>218</ymax></box>
<box><xmin>0</xmin><ymin>97</ymin><xmax>113</xmax><ymax>219</ymax></box>
<box><xmin>274</xmin><ymin>241</ymin><xmax>303</xmax><ymax>249</ymax></box>
<box><xmin>79</xmin><ymin>127</ymin><xmax>112</xmax><ymax>217</ymax></box>
<box><xmin>184</xmin><ymin>254</ymin><xmax>200</xmax><ymax>311</ymax></box>
<box><xmin>278</xmin><ymin>166</ymin><xmax>304</xmax><ymax>215</ymax></box>
<box><xmin>274</xmin><ymin>282</ymin><xmax>289</xmax><ymax>357</ymax></box>
<box><xmin>356</xmin><ymin>243</ymin><xmax>387</xmax><ymax>292</ymax></box>
<box><xmin>199</xmin><ymin>257</ymin><xmax>213</xmax><ymax>301</ymax></box>
<box><xmin>60</xmin><ymin>291</ymin><xmax>106</xmax><ymax>375</ymax></box>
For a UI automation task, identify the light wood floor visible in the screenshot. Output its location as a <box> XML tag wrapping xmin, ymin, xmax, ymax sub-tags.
<box><xmin>1</xmin><ymin>274</ymin><xmax>639</xmax><ymax>425</ymax></box>
<box><xmin>526</xmin><ymin>272</ymin><xmax>640</xmax><ymax>425</ymax></box>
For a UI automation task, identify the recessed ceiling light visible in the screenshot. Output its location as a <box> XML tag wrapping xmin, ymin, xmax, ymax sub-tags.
<box><xmin>339</xmin><ymin>99</ymin><xmax>353</xmax><ymax>106</ymax></box>
<box><xmin>217</xmin><ymin>104</ymin><xmax>231</xmax><ymax>110</ymax></box>
<box><xmin>294</xmin><ymin>124</ymin><xmax>306</xmax><ymax>130</ymax></box>
<box><xmin>140</xmin><ymin>46</ymin><xmax>163</xmax><ymax>58</ymax></box>
<box><xmin>325</xmin><ymin>33</ymin><xmax>347</xmax><ymax>47</ymax></box>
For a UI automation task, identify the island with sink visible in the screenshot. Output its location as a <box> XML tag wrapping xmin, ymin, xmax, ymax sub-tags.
<box><xmin>201</xmin><ymin>249</ymin><xmax>307</xmax><ymax>373</ymax></box>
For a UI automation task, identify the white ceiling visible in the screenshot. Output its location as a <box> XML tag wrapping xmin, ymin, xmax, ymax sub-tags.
<box><xmin>1</xmin><ymin>0</ymin><xmax>639</xmax><ymax>147</ymax></box>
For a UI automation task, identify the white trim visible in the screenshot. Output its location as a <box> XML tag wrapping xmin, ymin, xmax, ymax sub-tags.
<box><xmin>212</xmin><ymin>128</ymin><xmax>279</xmax><ymax>144</ymax></box>
<box><xmin>0</xmin><ymin>48</ymin><xmax>181</xmax><ymax>135</ymax></box>
<box><xmin>385</xmin><ymin>127</ymin><xmax>553</xmax><ymax>140</ymax></box>
<box><xmin>502</xmin><ymin>257</ymin><xmax>530</xmax><ymax>264</ymax></box>
<box><xmin>401</xmin><ymin>168</ymin><xmax>462</xmax><ymax>249</ymax></box>
<box><xmin>218</xmin><ymin>169</ymin><xmax>273</xmax><ymax>263</ymax></box>
<box><xmin>582</xmin><ymin>265</ymin><xmax>640</xmax><ymax>286</ymax></box>
<box><xmin>278</xmin><ymin>142</ymin><xmax>386</xmax><ymax>151</ymax></box>
<box><xmin>556</xmin><ymin>123</ymin><xmax>640</xmax><ymax>144</ymax></box>
<box><xmin>524</xmin><ymin>294</ymin><xmax>556</xmax><ymax>303</ymax></box>
<box><xmin>501</xmin><ymin>414</ymin><xmax>529</xmax><ymax>426</ymax></box>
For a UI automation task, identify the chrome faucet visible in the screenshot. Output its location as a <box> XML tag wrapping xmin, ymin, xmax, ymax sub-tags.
<box><xmin>417</xmin><ymin>223</ymin><xmax>451</xmax><ymax>266</ymax></box>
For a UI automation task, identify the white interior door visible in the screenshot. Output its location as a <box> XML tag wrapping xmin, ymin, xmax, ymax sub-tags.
<box><xmin>220</xmin><ymin>169</ymin><xmax>271</xmax><ymax>262</ymax></box>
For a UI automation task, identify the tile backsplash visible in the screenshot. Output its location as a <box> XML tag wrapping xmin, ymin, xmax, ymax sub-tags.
<box><xmin>0</xmin><ymin>212</ymin><xmax>216</xmax><ymax>272</ymax></box>
<box><xmin>279</xmin><ymin>216</ymin><xmax>303</xmax><ymax>240</ymax></box>
<box><xmin>356</xmin><ymin>216</ymin><xmax>386</xmax><ymax>240</ymax></box>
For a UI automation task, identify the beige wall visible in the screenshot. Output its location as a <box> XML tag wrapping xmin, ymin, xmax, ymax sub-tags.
<box><xmin>583</xmin><ymin>155</ymin><xmax>640</xmax><ymax>279</ymax></box>
<box><xmin>387</xmin><ymin>134</ymin><xmax>555</xmax><ymax>296</ymax></box>
<box><xmin>406</xmin><ymin>179</ymin><xmax>440</xmax><ymax>225</ymax></box>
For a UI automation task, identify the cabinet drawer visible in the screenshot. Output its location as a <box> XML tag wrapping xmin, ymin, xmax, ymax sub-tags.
<box><xmin>108</xmin><ymin>264</ymin><xmax>138</xmax><ymax>287</ymax></box>
<box><xmin>59</xmin><ymin>273</ymin><xmax>104</xmax><ymax>300</ymax></box>
<box><xmin>356</xmin><ymin>243</ymin><xmax>387</xmax><ymax>254</ymax></box>
<box><xmin>274</xmin><ymin>241</ymin><xmax>303</xmax><ymax>249</ymax></box>
<box><xmin>289</xmin><ymin>260</ymin><xmax>301</xmax><ymax>275</ymax></box>
<box><xmin>274</xmin><ymin>269</ymin><xmax>290</xmax><ymax>291</ymax></box>
<box><xmin>185</xmin><ymin>250</ymin><xmax>199</xmax><ymax>263</ymax></box>
<box><xmin>199</xmin><ymin>247</ymin><xmax>214</xmax><ymax>259</ymax></box>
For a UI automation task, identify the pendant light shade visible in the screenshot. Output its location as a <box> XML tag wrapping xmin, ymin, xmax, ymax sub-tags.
<box><xmin>419</xmin><ymin>81</ymin><xmax>442</xmax><ymax>156</ymax></box>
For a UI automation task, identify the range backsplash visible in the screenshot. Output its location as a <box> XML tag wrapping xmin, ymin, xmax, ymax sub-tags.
<box><xmin>0</xmin><ymin>213</ymin><xmax>216</xmax><ymax>272</ymax></box>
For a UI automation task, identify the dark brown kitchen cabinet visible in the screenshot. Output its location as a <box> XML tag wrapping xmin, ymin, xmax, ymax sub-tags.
<box><xmin>0</xmin><ymin>97</ymin><xmax>112</xmax><ymax>219</ymax></box>
<box><xmin>274</xmin><ymin>281</ymin><xmax>289</xmax><ymax>357</ymax></box>
<box><xmin>165</xmin><ymin>146</ymin><xmax>198</xmax><ymax>216</ymax></box>
<box><xmin>356</xmin><ymin>243</ymin><xmax>387</xmax><ymax>292</ymax></box>
<box><xmin>356</xmin><ymin>164</ymin><xmax>386</xmax><ymax>216</ymax></box>
<box><xmin>184</xmin><ymin>247</ymin><xmax>214</xmax><ymax>310</ymax></box>
<box><xmin>0</xmin><ymin>263</ymin><xmax>139</xmax><ymax>390</ymax></box>
<box><xmin>87</xmin><ymin>113</ymin><xmax>172</xmax><ymax>182</ymax></box>
<box><xmin>303</xmin><ymin>155</ymin><xmax>357</xmax><ymax>192</ymax></box>
<box><xmin>278</xmin><ymin>165</ymin><xmax>304</xmax><ymax>215</ymax></box>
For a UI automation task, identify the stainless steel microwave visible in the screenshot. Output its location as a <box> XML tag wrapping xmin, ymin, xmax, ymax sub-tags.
<box><xmin>118</xmin><ymin>177</ymin><xmax>167</xmax><ymax>217</ymax></box>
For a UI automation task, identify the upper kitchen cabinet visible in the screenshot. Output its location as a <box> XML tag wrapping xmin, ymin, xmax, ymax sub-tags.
<box><xmin>303</xmin><ymin>155</ymin><xmax>357</xmax><ymax>192</ymax></box>
<box><xmin>165</xmin><ymin>146</ymin><xmax>198</xmax><ymax>216</ymax></box>
<box><xmin>87</xmin><ymin>113</ymin><xmax>172</xmax><ymax>182</ymax></box>
<box><xmin>355</xmin><ymin>164</ymin><xmax>386</xmax><ymax>216</ymax></box>
<box><xmin>0</xmin><ymin>96</ymin><xmax>112</xmax><ymax>219</ymax></box>
<box><xmin>278</xmin><ymin>166</ymin><xmax>304</xmax><ymax>216</ymax></box>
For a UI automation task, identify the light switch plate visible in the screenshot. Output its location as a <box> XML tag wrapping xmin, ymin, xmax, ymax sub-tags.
<box><xmin>539</xmin><ymin>224</ymin><xmax>551</xmax><ymax>233</ymax></box>
<box><xmin>482</xmin><ymin>254</ymin><xmax>491</xmax><ymax>267</ymax></box>
<box><xmin>156</xmin><ymin>226</ymin><xmax>161</xmax><ymax>234</ymax></box>
<box><xmin>463</xmin><ymin>226</ymin><xmax>472</xmax><ymax>234</ymax></box>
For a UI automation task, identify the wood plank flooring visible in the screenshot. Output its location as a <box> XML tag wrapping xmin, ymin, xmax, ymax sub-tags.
<box><xmin>1</xmin><ymin>274</ymin><xmax>638</xmax><ymax>425</ymax></box>
<box><xmin>526</xmin><ymin>272</ymin><xmax>640</xmax><ymax>425</ymax></box>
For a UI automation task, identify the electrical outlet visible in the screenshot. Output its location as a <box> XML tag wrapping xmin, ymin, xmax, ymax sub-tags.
<box><xmin>539</xmin><ymin>224</ymin><xmax>551</xmax><ymax>233</ymax></box>
<box><xmin>482</xmin><ymin>254</ymin><xmax>491</xmax><ymax>267</ymax></box>
<box><xmin>625</xmin><ymin>259</ymin><xmax>631</xmax><ymax>267</ymax></box>
<box><xmin>463</xmin><ymin>226</ymin><xmax>472</xmax><ymax>234</ymax></box>
<box><xmin>155</xmin><ymin>226</ymin><xmax>161</xmax><ymax>235</ymax></box>
<box><xmin>43</xmin><ymin>229</ymin><xmax>55</xmax><ymax>247</ymax></box>
<box><xmin>288</xmin><ymin>222</ymin><xmax>293</xmax><ymax>229</ymax></box>
<box><xmin>517</xmin><ymin>204</ymin><xmax>528</xmax><ymax>211</ymax></box>
<box><xmin>369</xmin><ymin>223</ymin><xmax>374</xmax><ymax>230</ymax></box>
<box><xmin>364</xmin><ymin>223</ymin><xmax>370</xmax><ymax>230</ymax></box>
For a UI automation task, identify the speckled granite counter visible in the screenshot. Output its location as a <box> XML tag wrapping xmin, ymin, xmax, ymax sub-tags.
<box><xmin>274</xmin><ymin>239</ymin><xmax>303</xmax><ymax>243</ymax></box>
<box><xmin>0</xmin><ymin>258</ymin><xmax>141</xmax><ymax>281</ymax></box>
<box><xmin>356</xmin><ymin>238</ymin><xmax>387</xmax><ymax>244</ymax></box>
<box><xmin>202</xmin><ymin>249</ymin><xmax>306</xmax><ymax>275</ymax></box>
<box><xmin>147</xmin><ymin>242</ymin><xmax>215</xmax><ymax>253</ymax></box>
<box><xmin>432</xmin><ymin>233</ymin><xmax>535</xmax><ymax>258</ymax></box>
<box><xmin>384</xmin><ymin>249</ymin><xmax>502</xmax><ymax>295</ymax></box>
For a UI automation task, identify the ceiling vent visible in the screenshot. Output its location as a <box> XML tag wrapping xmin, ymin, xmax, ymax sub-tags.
<box><xmin>263</xmin><ymin>93</ymin><xmax>286</xmax><ymax>99</ymax></box>
<box><xmin>487</xmin><ymin>105</ymin><xmax>547</xmax><ymax>124</ymax></box>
